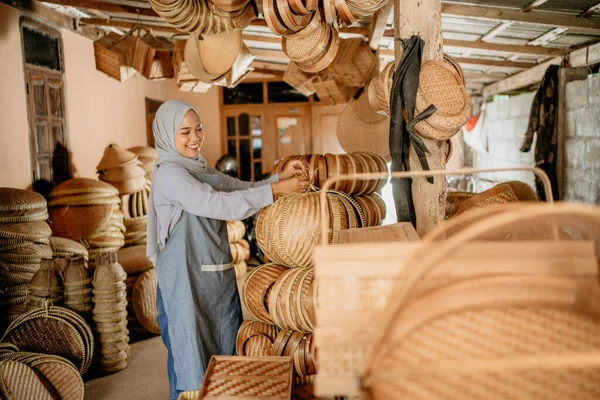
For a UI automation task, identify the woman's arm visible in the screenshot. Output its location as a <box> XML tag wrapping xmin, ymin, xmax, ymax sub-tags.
<box><xmin>154</xmin><ymin>164</ymin><xmax>273</xmax><ymax>221</ymax></box>
<box><xmin>217</xmin><ymin>170</ymin><xmax>279</xmax><ymax>192</ymax></box>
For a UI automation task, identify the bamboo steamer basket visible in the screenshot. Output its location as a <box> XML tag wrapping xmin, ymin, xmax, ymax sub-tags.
<box><xmin>235</xmin><ymin>320</ymin><xmax>279</xmax><ymax>356</ymax></box>
<box><xmin>242</xmin><ymin>263</ymin><xmax>288</xmax><ymax>324</ymax></box>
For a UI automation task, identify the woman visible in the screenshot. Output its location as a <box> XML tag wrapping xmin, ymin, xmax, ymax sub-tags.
<box><xmin>147</xmin><ymin>100</ymin><xmax>308</xmax><ymax>399</ymax></box>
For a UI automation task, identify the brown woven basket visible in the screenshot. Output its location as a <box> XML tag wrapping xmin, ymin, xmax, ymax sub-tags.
<box><xmin>132</xmin><ymin>268</ymin><xmax>159</xmax><ymax>334</ymax></box>
<box><xmin>0</xmin><ymin>360</ymin><xmax>55</xmax><ymax>399</ymax></box>
<box><xmin>0</xmin><ymin>188</ymin><xmax>46</xmax><ymax>212</ymax></box>
<box><xmin>194</xmin><ymin>355</ymin><xmax>293</xmax><ymax>399</ymax></box>
<box><xmin>243</xmin><ymin>264</ymin><xmax>288</xmax><ymax>324</ymax></box>
<box><xmin>117</xmin><ymin>245</ymin><xmax>153</xmax><ymax>275</ymax></box>
<box><xmin>48</xmin><ymin>204</ymin><xmax>114</xmax><ymax>241</ymax></box>
<box><xmin>0</xmin><ymin>221</ymin><xmax>52</xmax><ymax>242</ymax></box>
<box><xmin>448</xmin><ymin>184</ymin><xmax>520</xmax><ymax>218</ymax></box>
<box><xmin>236</xmin><ymin>320</ymin><xmax>279</xmax><ymax>356</ymax></box>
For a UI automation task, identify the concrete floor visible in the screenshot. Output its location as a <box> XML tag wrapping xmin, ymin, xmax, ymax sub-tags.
<box><xmin>84</xmin><ymin>336</ymin><xmax>169</xmax><ymax>400</ymax></box>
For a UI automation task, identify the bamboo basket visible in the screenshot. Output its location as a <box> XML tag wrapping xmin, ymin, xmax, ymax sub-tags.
<box><xmin>312</xmin><ymin>73</ymin><xmax>356</xmax><ymax>106</ymax></box>
<box><xmin>236</xmin><ymin>320</ymin><xmax>279</xmax><ymax>357</ymax></box>
<box><xmin>328</xmin><ymin>38</ymin><xmax>378</xmax><ymax>88</ymax></box>
<box><xmin>93</xmin><ymin>32</ymin><xmax>138</xmax><ymax>82</ymax></box>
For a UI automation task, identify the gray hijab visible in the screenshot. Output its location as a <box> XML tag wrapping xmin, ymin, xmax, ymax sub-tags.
<box><xmin>146</xmin><ymin>99</ymin><xmax>207</xmax><ymax>263</ymax></box>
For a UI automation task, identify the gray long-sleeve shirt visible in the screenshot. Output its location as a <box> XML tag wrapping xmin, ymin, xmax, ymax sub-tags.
<box><xmin>151</xmin><ymin>163</ymin><xmax>279</xmax><ymax>250</ymax></box>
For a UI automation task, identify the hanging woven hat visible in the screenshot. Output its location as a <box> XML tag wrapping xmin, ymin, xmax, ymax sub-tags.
<box><xmin>96</xmin><ymin>144</ymin><xmax>139</xmax><ymax>172</ymax></box>
<box><xmin>184</xmin><ymin>31</ymin><xmax>242</xmax><ymax>83</ymax></box>
<box><xmin>412</xmin><ymin>60</ymin><xmax>470</xmax><ymax>141</ymax></box>
<box><xmin>337</xmin><ymin>92</ymin><xmax>390</xmax><ymax>159</ymax></box>
<box><xmin>49</xmin><ymin>178</ymin><xmax>118</xmax><ymax>199</ymax></box>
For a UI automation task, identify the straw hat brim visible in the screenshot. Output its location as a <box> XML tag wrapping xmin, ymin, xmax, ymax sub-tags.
<box><xmin>96</xmin><ymin>144</ymin><xmax>139</xmax><ymax>172</ymax></box>
<box><xmin>337</xmin><ymin>93</ymin><xmax>390</xmax><ymax>159</ymax></box>
<box><xmin>0</xmin><ymin>189</ymin><xmax>46</xmax><ymax>212</ymax></box>
<box><xmin>50</xmin><ymin>179</ymin><xmax>118</xmax><ymax>199</ymax></box>
<box><xmin>98</xmin><ymin>163</ymin><xmax>146</xmax><ymax>183</ymax></box>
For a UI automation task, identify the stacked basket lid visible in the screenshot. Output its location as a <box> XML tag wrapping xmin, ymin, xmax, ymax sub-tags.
<box><xmin>227</xmin><ymin>220</ymin><xmax>250</xmax><ymax>280</ymax></box>
<box><xmin>368</xmin><ymin>54</ymin><xmax>470</xmax><ymax>141</ymax></box>
<box><xmin>149</xmin><ymin>0</ymin><xmax>255</xmax><ymax>34</ymax></box>
<box><xmin>127</xmin><ymin>146</ymin><xmax>159</xmax><ymax>182</ymax></box>
<box><xmin>0</xmin><ymin>350</ymin><xmax>85</xmax><ymax>400</ymax></box>
<box><xmin>118</xmin><ymin>245</ymin><xmax>159</xmax><ymax>335</ymax></box>
<box><xmin>0</xmin><ymin>188</ymin><xmax>53</xmax><ymax>331</ymax></box>
<box><xmin>50</xmin><ymin>237</ymin><xmax>93</xmax><ymax>319</ymax></box>
<box><xmin>92</xmin><ymin>252</ymin><xmax>130</xmax><ymax>373</ymax></box>
<box><xmin>97</xmin><ymin>144</ymin><xmax>149</xmax><ymax>248</ymax></box>
<box><xmin>1</xmin><ymin>305</ymin><xmax>94</xmax><ymax>376</ymax></box>
<box><xmin>47</xmin><ymin>179</ymin><xmax>124</xmax><ymax>271</ymax></box>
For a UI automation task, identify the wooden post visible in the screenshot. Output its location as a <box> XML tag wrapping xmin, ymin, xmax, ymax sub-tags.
<box><xmin>394</xmin><ymin>0</ymin><xmax>447</xmax><ymax>236</ymax></box>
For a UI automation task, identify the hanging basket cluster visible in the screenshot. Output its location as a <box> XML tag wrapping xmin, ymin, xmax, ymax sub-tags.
<box><xmin>0</xmin><ymin>188</ymin><xmax>53</xmax><ymax>330</ymax></box>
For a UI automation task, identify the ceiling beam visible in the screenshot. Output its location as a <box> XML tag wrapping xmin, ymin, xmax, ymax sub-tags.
<box><xmin>251</xmin><ymin>61</ymin><xmax>288</xmax><ymax>71</ymax></box>
<box><xmin>521</xmin><ymin>0</ymin><xmax>550</xmax><ymax>12</ymax></box>
<box><xmin>452</xmin><ymin>57</ymin><xmax>534</xmax><ymax>69</ymax></box>
<box><xmin>368</xmin><ymin>1</ymin><xmax>393</xmax><ymax>50</ymax></box>
<box><xmin>463</xmin><ymin>71</ymin><xmax>509</xmax><ymax>81</ymax></box>
<box><xmin>40</xmin><ymin>0</ymin><xmax>158</xmax><ymax>17</ymax></box>
<box><xmin>251</xmin><ymin>67</ymin><xmax>284</xmax><ymax>77</ymax></box>
<box><xmin>483</xmin><ymin>41</ymin><xmax>600</xmax><ymax>97</ymax></box>
<box><xmin>441</xmin><ymin>3</ymin><xmax>600</xmax><ymax>33</ymax></box>
<box><xmin>80</xmin><ymin>17</ymin><xmax>179</xmax><ymax>33</ymax></box>
<box><xmin>528</xmin><ymin>27</ymin><xmax>568</xmax><ymax>46</ymax></box>
<box><xmin>250</xmin><ymin>48</ymin><xmax>289</xmax><ymax>62</ymax></box>
<box><xmin>443</xmin><ymin>38</ymin><xmax>566</xmax><ymax>57</ymax></box>
<box><xmin>480</xmin><ymin>21</ymin><xmax>513</xmax><ymax>42</ymax></box>
<box><xmin>580</xmin><ymin>2</ymin><xmax>600</xmax><ymax>17</ymax></box>
<box><xmin>242</xmin><ymin>33</ymin><xmax>281</xmax><ymax>45</ymax></box>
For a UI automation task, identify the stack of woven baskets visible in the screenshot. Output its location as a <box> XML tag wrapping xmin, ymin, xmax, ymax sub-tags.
<box><xmin>0</xmin><ymin>188</ymin><xmax>53</xmax><ymax>331</ymax></box>
<box><xmin>227</xmin><ymin>220</ymin><xmax>250</xmax><ymax>279</ymax></box>
<box><xmin>47</xmin><ymin>178</ymin><xmax>124</xmax><ymax>271</ymax></box>
<box><xmin>92</xmin><ymin>252</ymin><xmax>130</xmax><ymax>373</ymax></box>
<box><xmin>1</xmin><ymin>305</ymin><xmax>94</xmax><ymax>376</ymax></box>
<box><xmin>97</xmin><ymin>144</ymin><xmax>149</xmax><ymax>248</ymax></box>
<box><xmin>50</xmin><ymin>237</ymin><xmax>94</xmax><ymax>319</ymax></box>
<box><xmin>118</xmin><ymin>245</ymin><xmax>159</xmax><ymax>335</ymax></box>
<box><xmin>127</xmin><ymin>146</ymin><xmax>159</xmax><ymax>182</ymax></box>
<box><xmin>27</xmin><ymin>259</ymin><xmax>62</xmax><ymax>310</ymax></box>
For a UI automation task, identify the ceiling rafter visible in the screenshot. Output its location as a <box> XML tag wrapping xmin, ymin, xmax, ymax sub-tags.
<box><xmin>368</xmin><ymin>1</ymin><xmax>393</xmax><ymax>50</ymax></box>
<box><xmin>580</xmin><ymin>2</ymin><xmax>600</xmax><ymax>17</ymax></box>
<box><xmin>520</xmin><ymin>0</ymin><xmax>550</xmax><ymax>13</ymax></box>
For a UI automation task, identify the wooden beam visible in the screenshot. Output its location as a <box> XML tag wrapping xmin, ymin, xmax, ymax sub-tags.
<box><xmin>242</xmin><ymin>33</ymin><xmax>281</xmax><ymax>45</ymax></box>
<box><xmin>250</xmin><ymin>48</ymin><xmax>289</xmax><ymax>62</ymax></box>
<box><xmin>80</xmin><ymin>17</ymin><xmax>179</xmax><ymax>33</ymax></box>
<box><xmin>521</xmin><ymin>0</ymin><xmax>550</xmax><ymax>12</ymax></box>
<box><xmin>581</xmin><ymin>2</ymin><xmax>600</xmax><ymax>17</ymax></box>
<box><xmin>251</xmin><ymin>61</ymin><xmax>288</xmax><ymax>71</ymax></box>
<box><xmin>395</xmin><ymin>0</ymin><xmax>445</xmax><ymax>236</ymax></box>
<box><xmin>480</xmin><ymin>21</ymin><xmax>513</xmax><ymax>42</ymax></box>
<box><xmin>368</xmin><ymin>1</ymin><xmax>392</xmax><ymax>50</ymax></box>
<box><xmin>441</xmin><ymin>3</ymin><xmax>600</xmax><ymax>33</ymax></box>
<box><xmin>443</xmin><ymin>38</ymin><xmax>566</xmax><ymax>57</ymax></box>
<box><xmin>40</xmin><ymin>0</ymin><xmax>158</xmax><ymax>17</ymax></box>
<box><xmin>483</xmin><ymin>41</ymin><xmax>600</xmax><ymax>97</ymax></box>
<box><xmin>463</xmin><ymin>71</ymin><xmax>509</xmax><ymax>81</ymax></box>
<box><xmin>3</xmin><ymin>0</ymin><xmax>103</xmax><ymax>39</ymax></box>
<box><xmin>251</xmin><ymin>67</ymin><xmax>284</xmax><ymax>77</ymax></box>
<box><xmin>452</xmin><ymin>57</ymin><xmax>534</xmax><ymax>69</ymax></box>
<box><xmin>528</xmin><ymin>27</ymin><xmax>568</xmax><ymax>46</ymax></box>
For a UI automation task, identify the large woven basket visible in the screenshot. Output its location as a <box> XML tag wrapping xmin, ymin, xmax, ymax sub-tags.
<box><xmin>93</xmin><ymin>32</ymin><xmax>137</xmax><ymax>82</ymax></box>
<box><xmin>242</xmin><ymin>264</ymin><xmax>288</xmax><ymax>324</ymax></box>
<box><xmin>267</xmin><ymin>267</ymin><xmax>316</xmax><ymax>332</ymax></box>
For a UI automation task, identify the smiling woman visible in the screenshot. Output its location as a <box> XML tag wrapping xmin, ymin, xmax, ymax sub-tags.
<box><xmin>174</xmin><ymin>110</ymin><xmax>205</xmax><ymax>159</ymax></box>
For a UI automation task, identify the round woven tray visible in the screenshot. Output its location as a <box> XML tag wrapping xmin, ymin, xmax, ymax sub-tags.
<box><xmin>0</xmin><ymin>188</ymin><xmax>46</xmax><ymax>213</ymax></box>
<box><xmin>0</xmin><ymin>360</ymin><xmax>55</xmax><ymax>400</ymax></box>
<box><xmin>0</xmin><ymin>208</ymin><xmax>48</xmax><ymax>224</ymax></box>
<box><xmin>117</xmin><ymin>245</ymin><xmax>153</xmax><ymax>275</ymax></box>
<box><xmin>0</xmin><ymin>221</ymin><xmax>52</xmax><ymax>242</ymax></box>
<box><xmin>50</xmin><ymin>178</ymin><xmax>118</xmax><ymax>199</ymax></box>
<box><xmin>132</xmin><ymin>268</ymin><xmax>159</xmax><ymax>334</ymax></box>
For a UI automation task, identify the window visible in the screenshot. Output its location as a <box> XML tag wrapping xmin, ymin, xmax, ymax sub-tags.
<box><xmin>222</xmin><ymin>83</ymin><xmax>264</xmax><ymax>104</ymax></box>
<box><xmin>225</xmin><ymin>112</ymin><xmax>264</xmax><ymax>181</ymax></box>
<box><xmin>21</xmin><ymin>19</ymin><xmax>69</xmax><ymax>185</ymax></box>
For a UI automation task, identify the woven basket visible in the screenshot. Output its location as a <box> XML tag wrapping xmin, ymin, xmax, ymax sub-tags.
<box><xmin>311</xmin><ymin>72</ymin><xmax>354</xmax><ymax>105</ymax></box>
<box><xmin>0</xmin><ymin>221</ymin><xmax>52</xmax><ymax>242</ymax></box>
<box><xmin>0</xmin><ymin>360</ymin><xmax>55</xmax><ymax>399</ymax></box>
<box><xmin>504</xmin><ymin>180</ymin><xmax>539</xmax><ymax>202</ymax></box>
<box><xmin>226</xmin><ymin>220</ymin><xmax>246</xmax><ymax>243</ymax></box>
<box><xmin>234</xmin><ymin>260</ymin><xmax>248</xmax><ymax>280</ymax></box>
<box><xmin>267</xmin><ymin>267</ymin><xmax>316</xmax><ymax>332</ymax></box>
<box><xmin>1</xmin><ymin>305</ymin><xmax>94</xmax><ymax>374</ymax></box>
<box><xmin>93</xmin><ymin>32</ymin><xmax>138</xmax><ymax>82</ymax></box>
<box><xmin>132</xmin><ymin>268</ymin><xmax>159</xmax><ymax>334</ymax></box>
<box><xmin>48</xmin><ymin>204</ymin><xmax>114</xmax><ymax>241</ymax></box>
<box><xmin>242</xmin><ymin>264</ymin><xmax>288</xmax><ymax>324</ymax></box>
<box><xmin>271</xmin><ymin>330</ymin><xmax>316</xmax><ymax>377</ymax></box>
<box><xmin>283</xmin><ymin>62</ymin><xmax>317</xmax><ymax>97</ymax></box>
<box><xmin>338</xmin><ymin>222</ymin><xmax>419</xmax><ymax>244</ymax></box>
<box><xmin>329</xmin><ymin>38</ymin><xmax>378</xmax><ymax>88</ymax></box>
<box><xmin>236</xmin><ymin>320</ymin><xmax>279</xmax><ymax>356</ymax></box>
<box><xmin>117</xmin><ymin>245</ymin><xmax>153</xmax><ymax>275</ymax></box>
<box><xmin>0</xmin><ymin>188</ymin><xmax>46</xmax><ymax>212</ymax></box>
<box><xmin>448</xmin><ymin>183</ymin><xmax>519</xmax><ymax>218</ymax></box>
<box><xmin>194</xmin><ymin>356</ymin><xmax>293</xmax><ymax>399</ymax></box>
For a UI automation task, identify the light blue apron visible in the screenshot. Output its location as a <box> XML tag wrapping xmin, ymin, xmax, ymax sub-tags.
<box><xmin>155</xmin><ymin>174</ymin><xmax>243</xmax><ymax>395</ymax></box>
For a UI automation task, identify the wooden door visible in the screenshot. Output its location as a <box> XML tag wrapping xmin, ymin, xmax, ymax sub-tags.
<box><xmin>268</xmin><ymin>104</ymin><xmax>311</xmax><ymax>162</ymax></box>
<box><xmin>145</xmin><ymin>98</ymin><xmax>163</xmax><ymax>147</ymax></box>
<box><xmin>221</xmin><ymin>106</ymin><xmax>267</xmax><ymax>181</ymax></box>
<box><xmin>25</xmin><ymin>68</ymin><xmax>68</xmax><ymax>184</ymax></box>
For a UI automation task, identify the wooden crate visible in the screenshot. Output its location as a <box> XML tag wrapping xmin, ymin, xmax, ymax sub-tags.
<box><xmin>283</xmin><ymin>62</ymin><xmax>317</xmax><ymax>97</ymax></box>
<box><xmin>313</xmin><ymin>240</ymin><xmax>599</xmax><ymax>397</ymax></box>
<box><xmin>312</xmin><ymin>73</ymin><xmax>357</xmax><ymax>106</ymax></box>
<box><xmin>181</xmin><ymin>356</ymin><xmax>293</xmax><ymax>399</ymax></box>
<box><xmin>93</xmin><ymin>32</ymin><xmax>137</xmax><ymax>82</ymax></box>
<box><xmin>141</xmin><ymin>34</ymin><xmax>174</xmax><ymax>80</ymax></box>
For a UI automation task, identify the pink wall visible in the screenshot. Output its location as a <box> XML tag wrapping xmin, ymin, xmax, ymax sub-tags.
<box><xmin>0</xmin><ymin>4</ymin><xmax>33</xmax><ymax>189</ymax></box>
<box><xmin>0</xmin><ymin>6</ymin><xmax>222</xmax><ymax>188</ymax></box>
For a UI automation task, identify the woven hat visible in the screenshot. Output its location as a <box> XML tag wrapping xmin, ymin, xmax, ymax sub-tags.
<box><xmin>96</xmin><ymin>144</ymin><xmax>139</xmax><ymax>172</ymax></box>
<box><xmin>337</xmin><ymin>92</ymin><xmax>390</xmax><ymax>159</ymax></box>
<box><xmin>184</xmin><ymin>32</ymin><xmax>242</xmax><ymax>83</ymax></box>
<box><xmin>107</xmin><ymin>176</ymin><xmax>148</xmax><ymax>196</ymax></box>
<box><xmin>50</xmin><ymin>237</ymin><xmax>89</xmax><ymax>261</ymax></box>
<box><xmin>50</xmin><ymin>178</ymin><xmax>118</xmax><ymax>198</ymax></box>
<box><xmin>127</xmin><ymin>146</ymin><xmax>158</xmax><ymax>160</ymax></box>
<box><xmin>48</xmin><ymin>204</ymin><xmax>114</xmax><ymax>241</ymax></box>
<box><xmin>98</xmin><ymin>163</ymin><xmax>146</xmax><ymax>183</ymax></box>
<box><xmin>132</xmin><ymin>268</ymin><xmax>159</xmax><ymax>334</ymax></box>
<box><xmin>504</xmin><ymin>181</ymin><xmax>539</xmax><ymax>202</ymax></box>
<box><xmin>0</xmin><ymin>221</ymin><xmax>52</xmax><ymax>242</ymax></box>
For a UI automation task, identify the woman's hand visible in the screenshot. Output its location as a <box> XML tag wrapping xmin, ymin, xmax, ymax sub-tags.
<box><xmin>278</xmin><ymin>160</ymin><xmax>308</xmax><ymax>180</ymax></box>
<box><xmin>272</xmin><ymin>175</ymin><xmax>309</xmax><ymax>198</ymax></box>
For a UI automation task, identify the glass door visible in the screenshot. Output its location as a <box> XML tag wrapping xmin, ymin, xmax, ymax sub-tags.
<box><xmin>223</xmin><ymin>108</ymin><xmax>266</xmax><ymax>181</ymax></box>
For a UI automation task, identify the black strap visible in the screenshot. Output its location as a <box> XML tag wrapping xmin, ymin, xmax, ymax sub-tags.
<box><xmin>389</xmin><ymin>36</ymin><xmax>434</xmax><ymax>227</ymax></box>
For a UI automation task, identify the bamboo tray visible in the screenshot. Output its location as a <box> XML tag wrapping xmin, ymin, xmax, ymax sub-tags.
<box><xmin>192</xmin><ymin>356</ymin><xmax>293</xmax><ymax>399</ymax></box>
